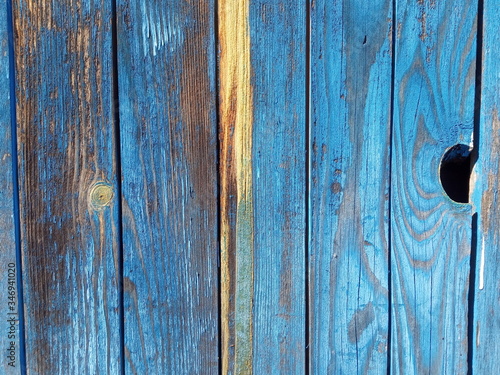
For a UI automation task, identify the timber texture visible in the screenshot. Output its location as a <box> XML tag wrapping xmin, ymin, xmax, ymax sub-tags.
<box><xmin>0</xmin><ymin>0</ymin><xmax>498</xmax><ymax>374</ymax></box>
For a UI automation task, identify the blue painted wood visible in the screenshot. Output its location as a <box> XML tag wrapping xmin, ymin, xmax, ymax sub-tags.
<box><xmin>116</xmin><ymin>1</ymin><xmax>219</xmax><ymax>373</ymax></box>
<box><xmin>13</xmin><ymin>1</ymin><xmax>122</xmax><ymax>373</ymax></box>
<box><xmin>390</xmin><ymin>0</ymin><xmax>476</xmax><ymax>373</ymax></box>
<box><xmin>471</xmin><ymin>0</ymin><xmax>500</xmax><ymax>372</ymax></box>
<box><xmin>0</xmin><ymin>3</ymin><xmax>20</xmax><ymax>373</ymax></box>
<box><xmin>249</xmin><ymin>2</ymin><xmax>306</xmax><ymax>373</ymax></box>
<box><xmin>5</xmin><ymin>3</ymin><xmax>500</xmax><ymax>373</ymax></box>
<box><xmin>309</xmin><ymin>1</ymin><xmax>393</xmax><ymax>373</ymax></box>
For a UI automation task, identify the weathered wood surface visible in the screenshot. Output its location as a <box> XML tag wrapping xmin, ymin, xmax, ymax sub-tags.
<box><xmin>218</xmin><ymin>1</ymin><xmax>254</xmax><ymax>372</ymax></box>
<box><xmin>391</xmin><ymin>0</ymin><xmax>477</xmax><ymax>373</ymax></box>
<box><xmin>309</xmin><ymin>0</ymin><xmax>393</xmax><ymax>373</ymax></box>
<box><xmin>3</xmin><ymin>1</ymin><xmax>500</xmax><ymax>374</ymax></box>
<box><xmin>14</xmin><ymin>1</ymin><xmax>122</xmax><ymax>373</ymax></box>
<box><xmin>0</xmin><ymin>2</ymin><xmax>21</xmax><ymax>373</ymax></box>
<box><xmin>116</xmin><ymin>0</ymin><xmax>219</xmax><ymax>373</ymax></box>
<box><xmin>471</xmin><ymin>0</ymin><xmax>500</xmax><ymax>372</ymax></box>
<box><xmin>219</xmin><ymin>1</ymin><xmax>306</xmax><ymax>373</ymax></box>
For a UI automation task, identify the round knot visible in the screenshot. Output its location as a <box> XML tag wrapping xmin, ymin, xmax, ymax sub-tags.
<box><xmin>90</xmin><ymin>183</ymin><xmax>114</xmax><ymax>210</ymax></box>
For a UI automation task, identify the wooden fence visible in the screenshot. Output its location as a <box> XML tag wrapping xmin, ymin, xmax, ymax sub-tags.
<box><xmin>1</xmin><ymin>0</ymin><xmax>499</xmax><ymax>374</ymax></box>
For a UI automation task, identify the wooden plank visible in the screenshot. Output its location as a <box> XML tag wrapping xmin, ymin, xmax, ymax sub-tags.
<box><xmin>14</xmin><ymin>1</ymin><xmax>121</xmax><ymax>373</ymax></box>
<box><xmin>219</xmin><ymin>1</ymin><xmax>306</xmax><ymax>373</ymax></box>
<box><xmin>218</xmin><ymin>1</ymin><xmax>254</xmax><ymax>372</ymax></box>
<box><xmin>391</xmin><ymin>0</ymin><xmax>477</xmax><ymax>373</ymax></box>
<box><xmin>116</xmin><ymin>1</ymin><xmax>219</xmax><ymax>373</ymax></box>
<box><xmin>0</xmin><ymin>3</ymin><xmax>21</xmax><ymax>373</ymax></box>
<box><xmin>471</xmin><ymin>0</ymin><xmax>500</xmax><ymax>371</ymax></box>
<box><xmin>309</xmin><ymin>0</ymin><xmax>393</xmax><ymax>373</ymax></box>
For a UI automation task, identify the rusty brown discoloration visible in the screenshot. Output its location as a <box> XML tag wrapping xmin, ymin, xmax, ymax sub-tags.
<box><xmin>114</xmin><ymin>1</ymin><xmax>219</xmax><ymax>371</ymax></box>
<box><xmin>418</xmin><ymin>11</ymin><xmax>429</xmax><ymax>41</ymax></box>
<box><xmin>14</xmin><ymin>0</ymin><xmax>118</xmax><ymax>372</ymax></box>
<box><xmin>178</xmin><ymin>0</ymin><xmax>220</xmax><ymax>365</ymax></box>
<box><xmin>331</xmin><ymin>182</ymin><xmax>342</xmax><ymax>193</ymax></box>
<box><xmin>279</xmin><ymin>178</ymin><xmax>294</xmax><ymax>314</ymax></box>
<box><xmin>179</xmin><ymin>1</ymin><xmax>217</xmax><ymax>207</ymax></box>
<box><xmin>219</xmin><ymin>66</ymin><xmax>239</xmax><ymax>375</ymax></box>
<box><xmin>481</xmin><ymin>109</ymin><xmax>500</xmax><ymax>233</ymax></box>
<box><xmin>219</xmin><ymin>0</ymin><xmax>255</xmax><ymax>372</ymax></box>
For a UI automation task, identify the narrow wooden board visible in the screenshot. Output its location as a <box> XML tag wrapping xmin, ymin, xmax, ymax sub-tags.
<box><xmin>14</xmin><ymin>1</ymin><xmax>122</xmax><ymax>373</ymax></box>
<box><xmin>309</xmin><ymin>1</ymin><xmax>393</xmax><ymax>373</ymax></box>
<box><xmin>218</xmin><ymin>1</ymin><xmax>254</xmax><ymax>372</ymax></box>
<box><xmin>0</xmin><ymin>4</ymin><xmax>21</xmax><ymax>373</ymax></box>
<box><xmin>391</xmin><ymin>0</ymin><xmax>476</xmax><ymax>372</ymax></box>
<box><xmin>116</xmin><ymin>1</ymin><xmax>219</xmax><ymax>373</ymax></box>
<box><xmin>219</xmin><ymin>1</ymin><xmax>306</xmax><ymax>373</ymax></box>
<box><xmin>471</xmin><ymin>0</ymin><xmax>500</xmax><ymax>371</ymax></box>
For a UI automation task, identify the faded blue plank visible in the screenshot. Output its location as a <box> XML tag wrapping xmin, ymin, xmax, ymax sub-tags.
<box><xmin>391</xmin><ymin>0</ymin><xmax>476</xmax><ymax>373</ymax></box>
<box><xmin>0</xmin><ymin>2</ymin><xmax>20</xmax><ymax>373</ymax></box>
<box><xmin>14</xmin><ymin>1</ymin><xmax>122</xmax><ymax>373</ymax></box>
<box><xmin>471</xmin><ymin>0</ymin><xmax>500</xmax><ymax>372</ymax></box>
<box><xmin>249</xmin><ymin>2</ymin><xmax>306</xmax><ymax>373</ymax></box>
<box><xmin>116</xmin><ymin>1</ymin><xmax>219</xmax><ymax>373</ymax></box>
<box><xmin>309</xmin><ymin>1</ymin><xmax>393</xmax><ymax>373</ymax></box>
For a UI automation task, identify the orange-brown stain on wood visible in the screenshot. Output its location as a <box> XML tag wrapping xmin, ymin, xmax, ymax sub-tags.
<box><xmin>13</xmin><ymin>0</ymin><xmax>117</xmax><ymax>371</ymax></box>
<box><xmin>219</xmin><ymin>0</ymin><xmax>255</xmax><ymax>373</ymax></box>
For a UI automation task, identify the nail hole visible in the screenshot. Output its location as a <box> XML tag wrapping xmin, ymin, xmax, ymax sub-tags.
<box><xmin>439</xmin><ymin>144</ymin><xmax>472</xmax><ymax>203</ymax></box>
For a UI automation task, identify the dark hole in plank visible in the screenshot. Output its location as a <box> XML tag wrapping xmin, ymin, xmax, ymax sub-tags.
<box><xmin>439</xmin><ymin>144</ymin><xmax>472</xmax><ymax>203</ymax></box>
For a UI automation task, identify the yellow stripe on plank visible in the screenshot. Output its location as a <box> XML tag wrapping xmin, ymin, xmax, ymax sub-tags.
<box><xmin>219</xmin><ymin>0</ymin><xmax>254</xmax><ymax>373</ymax></box>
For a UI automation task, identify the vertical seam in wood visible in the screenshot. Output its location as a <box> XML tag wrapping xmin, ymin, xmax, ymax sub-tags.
<box><xmin>111</xmin><ymin>0</ymin><xmax>125</xmax><ymax>373</ymax></box>
<box><xmin>6</xmin><ymin>0</ymin><xmax>26</xmax><ymax>371</ymax></box>
<box><xmin>468</xmin><ymin>1</ymin><xmax>484</xmax><ymax>373</ymax></box>
<box><xmin>387</xmin><ymin>0</ymin><xmax>397</xmax><ymax>373</ymax></box>
<box><xmin>214</xmin><ymin>0</ymin><xmax>222</xmax><ymax>372</ymax></box>
<box><xmin>305</xmin><ymin>0</ymin><xmax>311</xmax><ymax>373</ymax></box>
<box><xmin>468</xmin><ymin>213</ymin><xmax>478</xmax><ymax>375</ymax></box>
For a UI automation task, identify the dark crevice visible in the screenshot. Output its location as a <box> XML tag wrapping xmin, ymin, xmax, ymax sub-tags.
<box><xmin>305</xmin><ymin>0</ymin><xmax>311</xmax><ymax>373</ymax></box>
<box><xmin>439</xmin><ymin>144</ymin><xmax>472</xmax><ymax>204</ymax></box>
<box><xmin>387</xmin><ymin>0</ymin><xmax>397</xmax><ymax>373</ymax></box>
<box><xmin>213</xmin><ymin>0</ymin><xmax>222</xmax><ymax>373</ymax></box>
<box><xmin>7</xmin><ymin>0</ymin><xmax>26</xmax><ymax>372</ymax></box>
<box><xmin>468</xmin><ymin>213</ymin><xmax>478</xmax><ymax>375</ymax></box>
<box><xmin>472</xmin><ymin>0</ymin><xmax>483</xmax><ymax>166</ymax></box>
<box><xmin>468</xmin><ymin>0</ymin><xmax>484</xmax><ymax>373</ymax></box>
<box><xmin>110</xmin><ymin>1</ymin><xmax>125</xmax><ymax>374</ymax></box>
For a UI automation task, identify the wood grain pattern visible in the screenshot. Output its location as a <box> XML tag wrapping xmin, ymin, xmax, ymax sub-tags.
<box><xmin>309</xmin><ymin>1</ymin><xmax>393</xmax><ymax>373</ymax></box>
<box><xmin>218</xmin><ymin>1</ymin><xmax>254</xmax><ymax>373</ymax></box>
<box><xmin>0</xmin><ymin>4</ymin><xmax>21</xmax><ymax>373</ymax></box>
<box><xmin>249</xmin><ymin>4</ymin><xmax>306</xmax><ymax>368</ymax></box>
<box><xmin>471</xmin><ymin>0</ymin><xmax>500</xmax><ymax>371</ymax></box>
<box><xmin>14</xmin><ymin>0</ymin><xmax>122</xmax><ymax>373</ymax></box>
<box><xmin>116</xmin><ymin>1</ymin><xmax>219</xmax><ymax>373</ymax></box>
<box><xmin>6</xmin><ymin>2</ymin><xmax>500</xmax><ymax>373</ymax></box>
<box><xmin>391</xmin><ymin>0</ymin><xmax>477</xmax><ymax>373</ymax></box>
<box><xmin>219</xmin><ymin>1</ymin><xmax>307</xmax><ymax>373</ymax></box>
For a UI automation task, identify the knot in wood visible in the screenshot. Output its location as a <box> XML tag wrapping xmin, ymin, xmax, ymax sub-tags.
<box><xmin>90</xmin><ymin>182</ymin><xmax>114</xmax><ymax>210</ymax></box>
